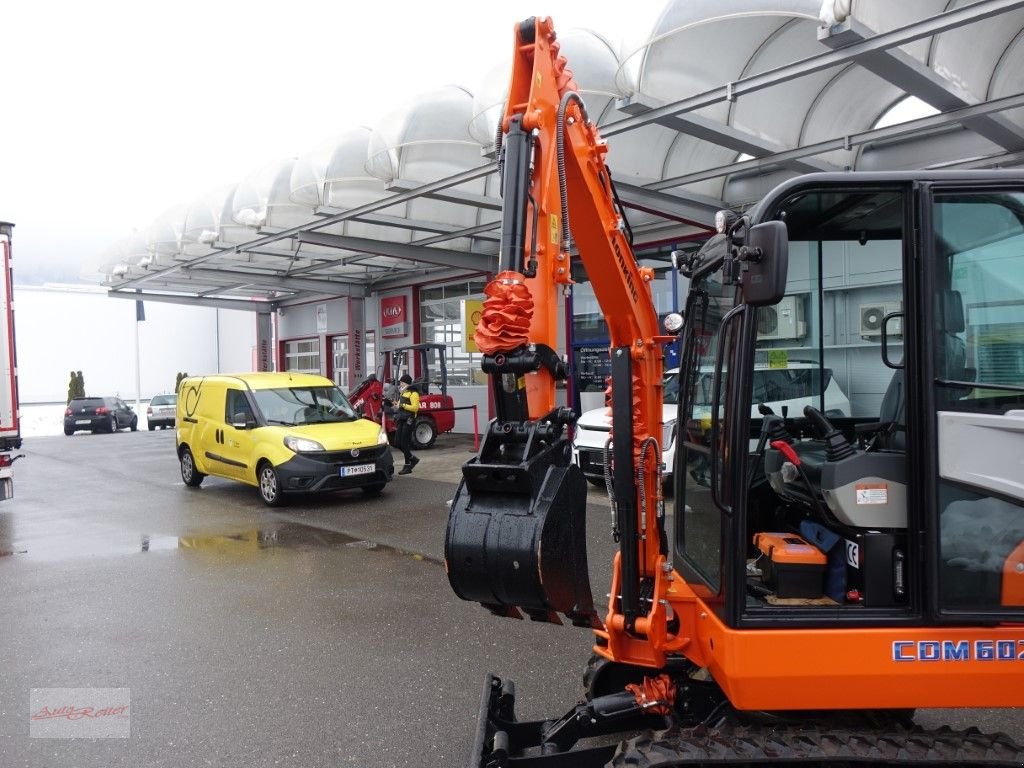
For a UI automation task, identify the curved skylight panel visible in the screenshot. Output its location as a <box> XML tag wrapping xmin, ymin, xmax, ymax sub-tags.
<box><xmin>290</xmin><ymin>135</ymin><xmax>341</xmax><ymax>210</ymax></box>
<box><xmin>232</xmin><ymin>157</ymin><xmax>313</xmax><ymax>231</ymax></box>
<box><xmin>931</xmin><ymin>7</ymin><xmax>1024</xmax><ymax>103</ymax></box>
<box><xmin>629</xmin><ymin>0</ymin><xmax>819</xmax><ymax>124</ymax></box>
<box><xmin>729</xmin><ymin>19</ymin><xmax>839</xmax><ymax>147</ymax></box>
<box><xmin>366</xmin><ymin>86</ymin><xmax>486</xmax><ymax>252</ymax></box>
<box><xmin>215</xmin><ymin>184</ymin><xmax>260</xmax><ymax>246</ymax></box>
<box><xmin>98</xmin><ymin>234</ymin><xmax>151</xmax><ymax>281</ymax></box>
<box><xmin>144</xmin><ymin>204</ymin><xmax>188</xmax><ymax>266</ymax></box>
<box><xmin>181</xmin><ymin>185</ymin><xmax>234</xmax><ymax>257</ymax></box>
<box><xmin>320</xmin><ymin>126</ymin><xmax>407</xmax><ymax>244</ymax></box>
<box><xmin>469</xmin><ymin>55</ymin><xmax>511</xmax><ymax>150</ymax></box>
<box><xmin>366</xmin><ymin>86</ymin><xmax>478</xmax><ymax>184</ymax></box>
<box><xmin>989</xmin><ymin>33</ymin><xmax>1024</xmax><ymax>132</ymax></box>
<box><xmin>799</xmin><ymin>68</ymin><xmax>906</xmax><ymax>167</ymax></box>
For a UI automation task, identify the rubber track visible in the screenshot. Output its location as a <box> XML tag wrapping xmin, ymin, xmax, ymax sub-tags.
<box><xmin>609</xmin><ymin>723</ymin><xmax>1024</xmax><ymax>767</ymax></box>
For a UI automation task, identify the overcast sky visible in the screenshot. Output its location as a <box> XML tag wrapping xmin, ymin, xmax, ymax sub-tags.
<box><xmin>0</xmin><ymin>1</ymin><xmax>662</xmax><ymax>285</ymax></box>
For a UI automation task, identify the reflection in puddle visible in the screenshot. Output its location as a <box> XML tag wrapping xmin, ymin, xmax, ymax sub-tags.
<box><xmin>0</xmin><ymin>524</ymin><xmax>439</xmax><ymax>565</ymax></box>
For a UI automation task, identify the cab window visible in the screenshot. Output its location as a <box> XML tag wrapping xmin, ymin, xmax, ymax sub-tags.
<box><xmin>226</xmin><ymin>389</ymin><xmax>254</xmax><ymax>425</ymax></box>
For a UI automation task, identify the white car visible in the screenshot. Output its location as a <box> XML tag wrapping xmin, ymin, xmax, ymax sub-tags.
<box><xmin>571</xmin><ymin>363</ymin><xmax>850</xmax><ymax>489</ymax></box>
<box><xmin>572</xmin><ymin>369</ymin><xmax>681</xmax><ymax>490</ymax></box>
<box><xmin>147</xmin><ymin>393</ymin><xmax>177</xmax><ymax>430</ymax></box>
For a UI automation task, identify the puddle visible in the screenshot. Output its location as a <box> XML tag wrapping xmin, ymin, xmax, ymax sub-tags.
<box><xmin>0</xmin><ymin>524</ymin><xmax>440</xmax><ymax>565</ymax></box>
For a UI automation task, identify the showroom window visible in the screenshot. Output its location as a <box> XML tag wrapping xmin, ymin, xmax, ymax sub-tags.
<box><xmin>284</xmin><ymin>338</ymin><xmax>320</xmax><ymax>374</ymax></box>
<box><xmin>419</xmin><ymin>281</ymin><xmax>487</xmax><ymax>386</ymax></box>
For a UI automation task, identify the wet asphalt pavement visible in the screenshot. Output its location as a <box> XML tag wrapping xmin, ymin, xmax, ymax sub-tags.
<box><xmin>0</xmin><ymin>430</ymin><xmax>610</xmax><ymax>767</ymax></box>
<box><xmin>1</xmin><ymin>429</ymin><xmax>1021</xmax><ymax>767</ymax></box>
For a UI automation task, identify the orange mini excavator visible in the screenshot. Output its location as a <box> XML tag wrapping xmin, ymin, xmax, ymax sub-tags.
<box><xmin>446</xmin><ymin>16</ymin><xmax>1024</xmax><ymax>767</ymax></box>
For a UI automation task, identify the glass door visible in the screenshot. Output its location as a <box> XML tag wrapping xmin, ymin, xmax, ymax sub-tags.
<box><xmin>928</xmin><ymin>186</ymin><xmax>1024</xmax><ymax>619</ymax></box>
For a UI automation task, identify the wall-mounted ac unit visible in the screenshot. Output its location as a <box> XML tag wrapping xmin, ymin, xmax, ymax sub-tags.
<box><xmin>757</xmin><ymin>296</ymin><xmax>806</xmax><ymax>341</ymax></box>
<box><xmin>859</xmin><ymin>302</ymin><xmax>902</xmax><ymax>338</ymax></box>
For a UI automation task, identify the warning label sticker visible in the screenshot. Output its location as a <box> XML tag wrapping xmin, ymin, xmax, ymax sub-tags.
<box><xmin>856</xmin><ymin>483</ymin><xmax>888</xmax><ymax>505</ymax></box>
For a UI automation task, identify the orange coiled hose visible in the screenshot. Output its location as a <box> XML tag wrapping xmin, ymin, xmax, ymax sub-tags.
<box><xmin>625</xmin><ymin>674</ymin><xmax>676</xmax><ymax>716</ymax></box>
<box><xmin>474</xmin><ymin>271</ymin><xmax>534</xmax><ymax>355</ymax></box>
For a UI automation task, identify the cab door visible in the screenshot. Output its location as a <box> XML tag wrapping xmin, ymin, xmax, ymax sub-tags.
<box><xmin>923</xmin><ymin>182</ymin><xmax>1024</xmax><ymax>621</ymax></box>
<box><xmin>216</xmin><ymin>388</ymin><xmax>259</xmax><ymax>482</ymax></box>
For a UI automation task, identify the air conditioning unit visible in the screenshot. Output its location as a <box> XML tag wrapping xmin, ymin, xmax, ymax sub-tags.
<box><xmin>859</xmin><ymin>302</ymin><xmax>902</xmax><ymax>338</ymax></box>
<box><xmin>757</xmin><ymin>296</ymin><xmax>806</xmax><ymax>341</ymax></box>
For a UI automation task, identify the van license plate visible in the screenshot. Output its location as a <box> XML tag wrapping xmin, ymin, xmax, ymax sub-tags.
<box><xmin>340</xmin><ymin>463</ymin><xmax>374</xmax><ymax>477</ymax></box>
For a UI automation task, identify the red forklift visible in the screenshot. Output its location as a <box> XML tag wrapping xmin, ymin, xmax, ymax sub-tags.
<box><xmin>348</xmin><ymin>342</ymin><xmax>455</xmax><ymax>449</ymax></box>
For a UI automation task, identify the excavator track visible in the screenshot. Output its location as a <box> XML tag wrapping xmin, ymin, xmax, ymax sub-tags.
<box><xmin>610</xmin><ymin>722</ymin><xmax>1024</xmax><ymax>767</ymax></box>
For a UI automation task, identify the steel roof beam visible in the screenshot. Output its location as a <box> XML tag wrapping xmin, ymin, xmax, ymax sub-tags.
<box><xmin>611</xmin><ymin>181</ymin><xmax>722</xmax><ymax>226</ymax></box>
<box><xmin>297</xmin><ymin>231</ymin><xmax>497</xmax><ymax>273</ymax></box>
<box><xmin>314</xmin><ymin>207</ymin><xmax>501</xmax><ymax>241</ymax></box>
<box><xmin>370</xmin><ymin>267</ymin><xmax>489</xmax><ymax>292</ymax></box>
<box><xmin>107</xmin><ymin>289</ymin><xmax>276</xmax><ymax>313</ymax></box>
<box><xmin>818</xmin><ymin>17</ymin><xmax>1024</xmax><ymax>151</ymax></box>
<box><xmin>181</xmin><ymin>267</ymin><xmax>368</xmax><ymax>296</ymax></box>
<box><xmin>650</xmin><ymin>91</ymin><xmax>1024</xmax><ymax>190</ymax></box>
<box><xmin>387</xmin><ymin>178</ymin><xmax>502</xmax><ymax>211</ymax></box>
<box><xmin>617</xmin><ymin>94</ymin><xmax>837</xmax><ymax>174</ymax></box>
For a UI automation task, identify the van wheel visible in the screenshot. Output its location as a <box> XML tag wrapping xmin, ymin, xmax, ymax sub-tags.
<box><xmin>257</xmin><ymin>462</ymin><xmax>286</xmax><ymax>507</ymax></box>
<box><xmin>180</xmin><ymin>447</ymin><xmax>205</xmax><ymax>487</ymax></box>
<box><xmin>412</xmin><ymin>416</ymin><xmax>437</xmax><ymax>450</ymax></box>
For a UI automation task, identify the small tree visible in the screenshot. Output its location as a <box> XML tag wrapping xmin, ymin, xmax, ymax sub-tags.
<box><xmin>175</xmin><ymin>371</ymin><xmax>189</xmax><ymax>393</ymax></box>
<box><xmin>75</xmin><ymin>371</ymin><xmax>86</xmax><ymax>399</ymax></box>
<box><xmin>67</xmin><ymin>370</ymin><xmax>76</xmax><ymax>404</ymax></box>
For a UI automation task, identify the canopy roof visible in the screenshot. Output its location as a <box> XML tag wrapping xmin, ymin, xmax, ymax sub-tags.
<box><xmin>102</xmin><ymin>0</ymin><xmax>1024</xmax><ymax>311</ymax></box>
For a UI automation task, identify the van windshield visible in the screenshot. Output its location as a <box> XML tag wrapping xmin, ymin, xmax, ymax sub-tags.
<box><xmin>252</xmin><ymin>386</ymin><xmax>359</xmax><ymax>425</ymax></box>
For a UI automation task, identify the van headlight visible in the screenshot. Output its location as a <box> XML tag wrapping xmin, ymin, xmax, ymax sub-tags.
<box><xmin>284</xmin><ymin>435</ymin><xmax>324</xmax><ymax>453</ymax></box>
<box><xmin>662</xmin><ymin>419</ymin><xmax>677</xmax><ymax>450</ymax></box>
<box><xmin>376</xmin><ymin>426</ymin><xmax>388</xmax><ymax>445</ymax></box>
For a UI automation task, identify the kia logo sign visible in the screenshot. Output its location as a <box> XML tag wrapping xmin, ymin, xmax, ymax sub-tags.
<box><xmin>381</xmin><ymin>296</ymin><xmax>408</xmax><ymax>338</ymax></box>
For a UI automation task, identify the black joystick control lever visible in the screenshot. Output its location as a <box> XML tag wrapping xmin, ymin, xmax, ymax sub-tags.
<box><xmin>803</xmin><ymin>405</ymin><xmax>856</xmax><ymax>462</ymax></box>
<box><xmin>757</xmin><ymin>403</ymin><xmax>791</xmax><ymax>445</ymax></box>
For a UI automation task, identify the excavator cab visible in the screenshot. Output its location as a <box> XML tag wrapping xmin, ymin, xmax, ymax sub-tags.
<box><xmin>676</xmin><ymin>175</ymin><xmax>1024</xmax><ymax>626</ymax></box>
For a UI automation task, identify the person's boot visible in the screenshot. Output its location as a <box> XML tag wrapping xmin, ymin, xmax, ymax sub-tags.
<box><xmin>399</xmin><ymin>462</ymin><xmax>412</xmax><ymax>475</ymax></box>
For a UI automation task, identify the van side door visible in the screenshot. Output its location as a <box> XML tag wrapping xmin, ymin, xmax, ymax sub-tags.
<box><xmin>218</xmin><ymin>388</ymin><xmax>259</xmax><ymax>482</ymax></box>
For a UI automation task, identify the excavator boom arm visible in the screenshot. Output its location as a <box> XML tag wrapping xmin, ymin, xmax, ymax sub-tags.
<box><xmin>446</xmin><ymin>16</ymin><xmax>681</xmax><ymax>666</ymax></box>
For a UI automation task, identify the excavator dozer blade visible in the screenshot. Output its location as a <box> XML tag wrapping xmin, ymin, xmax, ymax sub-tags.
<box><xmin>445</xmin><ymin>435</ymin><xmax>600</xmax><ymax>628</ymax></box>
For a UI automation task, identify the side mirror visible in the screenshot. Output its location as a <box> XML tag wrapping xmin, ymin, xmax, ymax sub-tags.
<box><xmin>231</xmin><ymin>412</ymin><xmax>257</xmax><ymax>430</ymax></box>
<box><xmin>742</xmin><ymin>220</ymin><xmax>788</xmax><ymax>307</ymax></box>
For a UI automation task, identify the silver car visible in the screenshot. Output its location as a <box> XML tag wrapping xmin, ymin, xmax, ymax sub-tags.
<box><xmin>147</xmin><ymin>394</ymin><xmax>177</xmax><ymax>430</ymax></box>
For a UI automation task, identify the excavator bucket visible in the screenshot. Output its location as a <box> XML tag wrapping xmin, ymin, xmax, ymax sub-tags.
<box><xmin>445</xmin><ymin>429</ymin><xmax>600</xmax><ymax>628</ymax></box>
